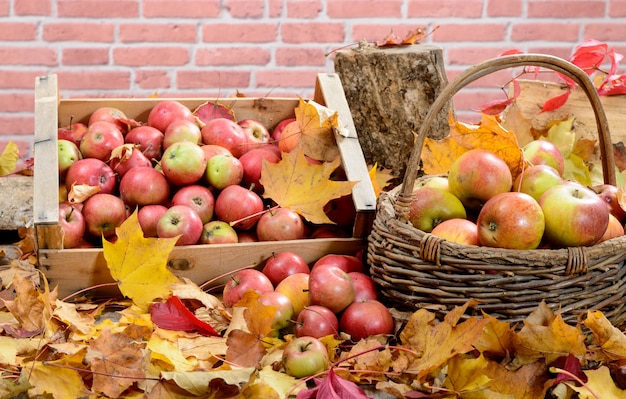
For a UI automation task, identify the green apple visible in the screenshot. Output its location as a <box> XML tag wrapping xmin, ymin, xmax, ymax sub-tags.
<box><xmin>199</xmin><ymin>220</ymin><xmax>238</xmax><ymax>244</ymax></box>
<box><xmin>206</xmin><ymin>154</ymin><xmax>244</xmax><ymax>190</ymax></box>
<box><xmin>282</xmin><ymin>336</ymin><xmax>330</xmax><ymax>378</ymax></box>
<box><xmin>408</xmin><ymin>187</ymin><xmax>466</xmax><ymax>232</ymax></box>
<box><xmin>412</xmin><ymin>175</ymin><xmax>449</xmax><ymax>192</ymax></box>
<box><xmin>514</xmin><ymin>164</ymin><xmax>564</xmax><ymax>202</ymax></box>
<box><xmin>58</xmin><ymin>139</ymin><xmax>82</xmax><ymax>178</ymax></box>
<box><xmin>161</xmin><ymin>141</ymin><xmax>207</xmax><ymax>186</ymax></box>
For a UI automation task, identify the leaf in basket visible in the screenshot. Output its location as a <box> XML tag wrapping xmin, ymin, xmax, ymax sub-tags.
<box><xmin>422</xmin><ymin>113</ymin><xmax>525</xmax><ymax>181</ymax></box>
<box><xmin>260</xmin><ymin>146</ymin><xmax>357</xmax><ymax>225</ymax></box>
<box><xmin>0</xmin><ymin>141</ymin><xmax>19</xmax><ymax>176</ymax></box>
<box><xmin>584</xmin><ymin>310</ymin><xmax>626</xmax><ymax>361</ymax></box>
<box><xmin>103</xmin><ymin>210</ymin><xmax>180</xmax><ymax>310</ymax></box>
<box><xmin>293</xmin><ymin>98</ymin><xmax>341</xmax><ymax>162</ymax></box>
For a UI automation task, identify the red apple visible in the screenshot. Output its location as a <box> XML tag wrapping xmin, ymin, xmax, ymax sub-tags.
<box><xmin>323</xmin><ymin>194</ymin><xmax>357</xmax><ymax>227</ymax></box>
<box><xmin>201</xmin><ymin>118</ymin><xmax>249</xmax><ymax>158</ymax></box>
<box><xmin>477</xmin><ymin>192</ymin><xmax>545</xmax><ymax>250</ymax></box>
<box><xmin>348</xmin><ymin>272</ymin><xmax>379</xmax><ymax>302</ymax></box>
<box><xmin>199</xmin><ymin>220</ymin><xmax>238</xmax><ymax>244</ymax></box>
<box><xmin>308</xmin><ymin>264</ymin><xmax>354</xmax><ymax>313</ymax></box>
<box><xmin>171</xmin><ymin>185</ymin><xmax>215</xmax><ymax>224</ymax></box>
<box><xmin>310</xmin><ymin>224</ymin><xmax>351</xmax><ymax>239</ymax></box>
<box><xmin>339</xmin><ymin>300</ymin><xmax>394</xmax><ymax>342</ymax></box>
<box><xmin>282</xmin><ymin>336</ymin><xmax>329</xmax><ymax>378</ymax></box>
<box><xmin>408</xmin><ymin>187</ymin><xmax>467</xmax><ymax>233</ymax></box>
<box><xmin>592</xmin><ymin>183</ymin><xmax>626</xmax><ymax>223</ymax></box>
<box><xmin>148</xmin><ymin>100</ymin><xmax>195</xmax><ymax>133</ymax></box>
<box><xmin>312</xmin><ymin>254</ymin><xmax>365</xmax><ymax>274</ymax></box>
<box><xmin>256</xmin><ymin>207</ymin><xmax>307</xmax><ymax>241</ymax></box>
<box><xmin>163</xmin><ymin>119</ymin><xmax>202</xmax><ymax>149</ymax></box>
<box><xmin>257</xmin><ymin>291</ymin><xmax>294</xmax><ymax>336</ymax></box>
<box><xmin>221</xmin><ymin>269</ymin><xmax>274</xmax><ymax>308</ymax></box>
<box><xmin>119</xmin><ymin>166</ymin><xmax>170</xmax><ymax>207</ymax></box>
<box><xmin>125</xmin><ymin>125</ymin><xmax>164</xmax><ymax>163</ymax></box>
<box><xmin>272</xmin><ymin>117</ymin><xmax>296</xmax><ymax>141</ymax></box>
<box><xmin>430</xmin><ymin>218</ymin><xmax>479</xmax><ymax>246</ymax></box>
<box><xmin>205</xmin><ymin>154</ymin><xmax>244</xmax><ymax>190</ymax></box>
<box><xmin>88</xmin><ymin>106</ymin><xmax>131</xmax><ymax>134</ymax></box>
<box><xmin>277</xmin><ymin>120</ymin><xmax>301</xmax><ymax>153</ymax></box>
<box><xmin>58</xmin><ymin>122</ymin><xmax>87</xmax><ymax>147</ymax></box>
<box><xmin>238</xmin><ymin>147</ymin><xmax>281</xmax><ymax>193</ymax></box>
<box><xmin>58</xmin><ymin>139</ymin><xmax>83</xmax><ymax>178</ymax></box>
<box><xmin>448</xmin><ymin>149</ymin><xmax>513</xmax><ymax>212</ymax></box>
<box><xmin>156</xmin><ymin>205</ymin><xmax>203</xmax><ymax>246</ymax></box>
<box><xmin>58</xmin><ymin>202</ymin><xmax>86</xmax><ymax>249</ymax></box>
<box><xmin>513</xmin><ymin>164</ymin><xmax>564</xmax><ymax>202</ymax></box>
<box><xmin>200</xmin><ymin>144</ymin><xmax>232</xmax><ymax>163</ymax></box>
<box><xmin>137</xmin><ymin>204</ymin><xmax>168</xmax><ymax>238</ymax></box>
<box><xmin>238</xmin><ymin>119</ymin><xmax>270</xmax><ymax>151</ymax></box>
<box><xmin>539</xmin><ymin>182</ymin><xmax>610</xmax><ymax>247</ymax></box>
<box><xmin>64</xmin><ymin>158</ymin><xmax>117</xmax><ymax>195</ymax></box>
<box><xmin>161</xmin><ymin>141</ymin><xmax>207</xmax><ymax>186</ymax></box>
<box><xmin>598</xmin><ymin>213</ymin><xmax>625</xmax><ymax>243</ymax></box>
<box><xmin>295</xmin><ymin>305</ymin><xmax>339</xmax><ymax>339</ymax></box>
<box><xmin>262</xmin><ymin>251</ymin><xmax>310</xmax><ymax>286</ymax></box>
<box><xmin>523</xmin><ymin>139</ymin><xmax>565</xmax><ymax>176</ymax></box>
<box><xmin>82</xmin><ymin>193</ymin><xmax>128</xmax><ymax>238</ymax></box>
<box><xmin>108</xmin><ymin>144</ymin><xmax>153</xmax><ymax>178</ymax></box>
<box><xmin>80</xmin><ymin>120</ymin><xmax>125</xmax><ymax>161</ymax></box>
<box><xmin>237</xmin><ymin>230</ymin><xmax>258</xmax><ymax>242</ymax></box>
<box><xmin>214</xmin><ymin>185</ymin><xmax>265</xmax><ymax>230</ymax></box>
<box><xmin>275</xmin><ymin>272</ymin><xmax>310</xmax><ymax>317</ymax></box>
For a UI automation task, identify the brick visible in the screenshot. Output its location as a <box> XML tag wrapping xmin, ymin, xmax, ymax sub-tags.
<box><xmin>487</xmin><ymin>0</ymin><xmax>523</xmax><ymax>16</ymax></box>
<box><xmin>269</xmin><ymin>0</ymin><xmax>283</xmax><ymax>17</ymax></box>
<box><xmin>584</xmin><ymin>23</ymin><xmax>626</xmax><ymax>41</ymax></box>
<box><xmin>327</xmin><ymin>0</ymin><xmax>402</xmax><ymax>18</ymax></box>
<box><xmin>609</xmin><ymin>0</ymin><xmax>626</xmax><ymax>16</ymax></box>
<box><xmin>432</xmin><ymin>23</ymin><xmax>506</xmax><ymax>42</ymax></box>
<box><xmin>286</xmin><ymin>0</ymin><xmax>321</xmax><ymax>17</ymax></box>
<box><xmin>119</xmin><ymin>23</ymin><xmax>197</xmax><ymax>43</ymax></box>
<box><xmin>0</xmin><ymin>116</ymin><xmax>34</xmax><ymax>136</ymax></box>
<box><xmin>57</xmin><ymin>0</ymin><xmax>139</xmax><ymax>18</ymax></box>
<box><xmin>55</xmin><ymin>71</ymin><xmax>131</xmax><ymax>90</ymax></box>
<box><xmin>0</xmin><ymin>0</ymin><xmax>8</xmax><ymax>15</ymax></box>
<box><xmin>275</xmin><ymin>48</ymin><xmax>326</xmax><ymax>66</ymax></box>
<box><xmin>446</xmin><ymin>47</ymin><xmax>514</xmax><ymax>66</ymax></box>
<box><xmin>447</xmin><ymin>89</ymin><xmax>505</xmax><ymax>116</ymax></box>
<box><xmin>527</xmin><ymin>46</ymin><xmax>573</xmax><ymax>60</ymax></box>
<box><xmin>511</xmin><ymin>22</ymin><xmax>580</xmax><ymax>42</ymax></box>
<box><xmin>0</xmin><ymin>71</ymin><xmax>47</xmax><ymax>89</ymax></box>
<box><xmin>135</xmin><ymin>70</ymin><xmax>171</xmax><ymax>90</ymax></box>
<box><xmin>62</xmin><ymin>48</ymin><xmax>110</xmax><ymax>66</ymax></box>
<box><xmin>351</xmin><ymin>24</ymin><xmax>431</xmax><ymax>43</ymax></box>
<box><xmin>143</xmin><ymin>0</ymin><xmax>220</xmax><ymax>18</ymax></box>
<box><xmin>43</xmin><ymin>23</ymin><xmax>115</xmax><ymax>42</ymax></box>
<box><xmin>407</xmin><ymin>0</ymin><xmax>483</xmax><ymax>17</ymax></box>
<box><xmin>0</xmin><ymin>23</ymin><xmax>38</xmax><ymax>41</ymax></box>
<box><xmin>113</xmin><ymin>47</ymin><xmax>190</xmax><ymax>66</ymax></box>
<box><xmin>15</xmin><ymin>0</ymin><xmax>51</xmax><ymax>15</ymax></box>
<box><xmin>0</xmin><ymin>93</ymin><xmax>34</xmax><ymax>113</ymax></box>
<box><xmin>225</xmin><ymin>0</ymin><xmax>264</xmax><ymax>17</ymax></box>
<box><xmin>176</xmin><ymin>70</ymin><xmax>251</xmax><ymax>89</ymax></box>
<box><xmin>0</xmin><ymin>48</ymin><xmax>57</xmax><ymax>66</ymax></box>
<box><xmin>281</xmin><ymin>23</ymin><xmax>345</xmax><ymax>43</ymax></box>
<box><xmin>255</xmin><ymin>69</ymin><xmax>319</xmax><ymax>88</ymax></box>
<box><xmin>528</xmin><ymin>0</ymin><xmax>605</xmax><ymax>18</ymax></box>
<box><xmin>202</xmin><ymin>23</ymin><xmax>278</xmax><ymax>43</ymax></box>
<box><xmin>196</xmin><ymin>48</ymin><xmax>271</xmax><ymax>66</ymax></box>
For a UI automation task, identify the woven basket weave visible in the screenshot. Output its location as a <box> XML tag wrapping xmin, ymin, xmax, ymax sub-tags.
<box><xmin>368</xmin><ymin>54</ymin><xmax>626</xmax><ymax>325</ymax></box>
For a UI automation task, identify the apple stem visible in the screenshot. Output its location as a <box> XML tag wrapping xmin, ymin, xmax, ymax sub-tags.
<box><xmin>550</xmin><ymin>367</ymin><xmax>601</xmax><ymax>399</ymax></box>
<box><xmin>228</xmin><ymin>205</ymin><xmax>278</xmax><ymax>228</ymax></box>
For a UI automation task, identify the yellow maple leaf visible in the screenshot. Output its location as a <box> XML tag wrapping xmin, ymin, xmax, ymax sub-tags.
<box><xmin>293</xmin><ymin>98</ymin><xmax>341</xmax><ymax>162</ymax></box>
<box><xmin>26</xmin><ymin>360</ymin><xmax>89</xmax><ymax>398</ymax></box>
<box><xmin>443</xmin><ymin>353</ymin><xmax>491</xmax><ymax>395</ymax></box>
<box><xmin>368</xmin><ymin>163</ymin><xmax>395</xmax><ymax>197</ymax></box>
<box><xmin>422</xmin><ymin>114</ymin><xmax>525</xmax><ymax>181</ymax></box>
<box><xmin>103</xmin><ymin>210</ymin><xmax>180</xmax><ymax>310</ymax></box>
<box><xmin>566</xmin><ymin>366</ymin><xmax>626</xmax><ymax>398</ymax></box>
<box><xmin>260</xmin><ymin>147</ymin><xmax>357</xmax><ymax>224</ymax></box>
<box><xmin>0</xmin><ymin>141</ymin><xmax>19</xmax><ymax>176</ymax></box>
<box><xmin>584</xmin><ymin>310</ymin><xmax>626</xmax><ymax>361</ymax></box>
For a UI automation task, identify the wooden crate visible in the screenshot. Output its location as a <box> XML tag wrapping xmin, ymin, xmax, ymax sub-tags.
<box><xmin>33</xmin><ymin>73</ymin><xmax>377</xmax><ymax>298</ymax></box>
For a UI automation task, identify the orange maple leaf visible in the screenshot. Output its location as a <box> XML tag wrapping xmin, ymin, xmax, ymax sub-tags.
<box><xmin>293</xmin><ymin>98</ymin><xmax>341</xmax><ymax>162</ymax></box>
<box><xmin>260</xmin><ymin>147</ymin><xmax>357</xmax><ymax>224</ymax></box>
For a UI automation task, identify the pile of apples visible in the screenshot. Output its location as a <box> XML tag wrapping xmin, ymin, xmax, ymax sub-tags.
<box><xmin>222</xmin><ymin>251</ymin><xmax>394</xmax><ymax>378</ymax></box>
<box><xmin>56</xmin><ymin>100</ymin><xmax>356</xmax><ymax>248</ymax></box>
<box><xmin>409</xmin><ymin>139</ymin><xmax>626</xmax><ymax>250</ymax></box>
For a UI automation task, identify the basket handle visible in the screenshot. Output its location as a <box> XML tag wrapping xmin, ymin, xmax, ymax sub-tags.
<box><xmin>400</xmin><ymin>54</ymin><xmax>615</xmax><ymax>208</ymax></box>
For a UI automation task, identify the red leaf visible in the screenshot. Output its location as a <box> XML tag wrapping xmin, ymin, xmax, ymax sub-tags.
<box><xmin>150</xmin><ymin>296</ymin><xmax>219</xmax><ymax>337</ymax></box>
<box><xmin>540</xmin><ymin>89</ymin><xmax>571</xmax><ymax>113</ymax></box>
<box><xmin>474</xmin><ymin>98</ymin><xmax>513</xmax><ymax>115</ymax></box>
<box><xmin>551</xmin><ymin>354</ymin><xmax>588</xmax><ymax>386</ymax></box>
<box><xmin>599</xmin><ymin>74</ymin><xmax>626</xmax><ymax>95</ymax></box>
<box><xmin>499</xmin><ymin>49</ymin><xmax>524</xmax><ymax>56</ymax></box>
<box><xmin>297</xmin><ymin>369</ymin><xmax>371</xmax><ymax>399</ymax></box>
<box><xmin>569</xmin><ymin>39</ymin><xmax>608</xmax><ymax>73</ymax></box>
<box><xmin>193</xmin><ymin>101</ymin><xmax>235</xmax><ymax>126</ymax></box>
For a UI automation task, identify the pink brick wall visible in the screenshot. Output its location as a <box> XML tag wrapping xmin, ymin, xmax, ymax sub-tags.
<box><xmin>1</xmin><ymin>0</ymin><xmax>625</xmax><ymax>156</ymax></box>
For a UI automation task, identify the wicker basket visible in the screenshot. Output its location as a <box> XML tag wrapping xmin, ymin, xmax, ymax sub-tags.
<box><xmin>368</xmin><ymin>54</ymin><xmax>626</xmax><ymax>325</ymax></box>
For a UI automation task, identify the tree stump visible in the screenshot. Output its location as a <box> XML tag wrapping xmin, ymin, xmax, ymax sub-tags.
<box><xmin>0</xmin><ymin>176</ymin><xmax>33</xmax><ymax>230</ymax></box>
<box><xmin>334</xmin><ymin>43</ymin><xmax>450</xmax><ymax>182</ymax></box>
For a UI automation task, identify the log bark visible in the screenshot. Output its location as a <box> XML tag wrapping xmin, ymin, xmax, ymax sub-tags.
<box><xmin>0</xmin><ymin>176</ymin><xmax>33</xmax><ymax>230</ymax></box>
<box><xmin>334</xmin><ymin>43</ymin><xmax>450</xmax><ymax>182</ymax></box>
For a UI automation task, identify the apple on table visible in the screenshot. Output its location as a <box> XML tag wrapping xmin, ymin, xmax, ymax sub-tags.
<box><xmin>282</xmin><ymin>336</ymin><xmax>330</xmax><ymax>378</ymax></box>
